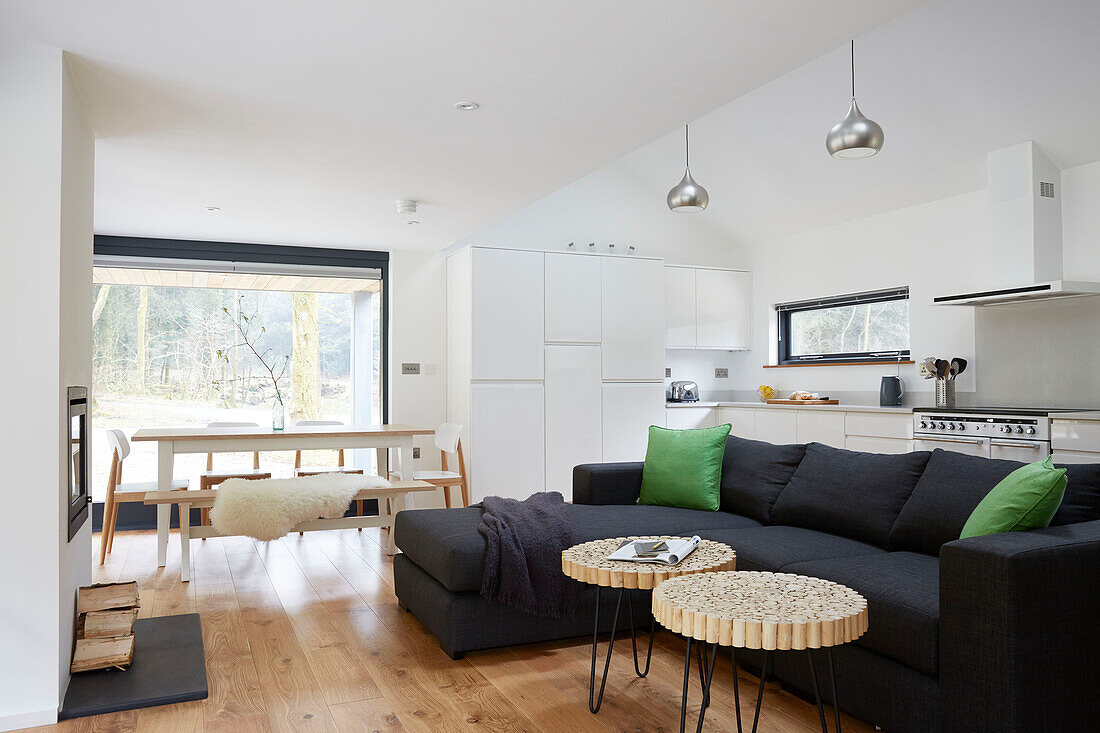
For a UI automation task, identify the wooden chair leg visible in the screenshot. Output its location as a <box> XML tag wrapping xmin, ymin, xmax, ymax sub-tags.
<box><xmin>443</xmin><ymin>485</ymin><xmax>452</xmax><ymax>509</ymax></box>
<box><xmin>99</xmin><ymin>494</ymin><xmax>116</xmax><ymax>564</ymax></box>
<box><xmin>105</xmin><ymin>500</ymin><xmax>121</xmax><ymax>553</ymax></box>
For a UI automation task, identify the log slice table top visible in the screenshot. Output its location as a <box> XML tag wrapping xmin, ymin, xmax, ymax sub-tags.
<box><xmin>652</xmin><ymin>570</ymin><xmax>868</xmax><ymax>650</ymax></box>
<box><xmin>561</xmin><ymin>536</ymin><xmax>736</xmax><ymax>590</ymax></box>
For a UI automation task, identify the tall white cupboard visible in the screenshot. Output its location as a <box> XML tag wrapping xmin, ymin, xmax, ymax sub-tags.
<box><xmin>447</xmin><ymin>247</ymin><xmax>666</xmax><ymax>502</ymax></box>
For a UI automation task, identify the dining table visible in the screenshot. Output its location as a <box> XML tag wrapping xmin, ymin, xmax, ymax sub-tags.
<box><xmin>131</xmin><ymin>423</ymin><xmax>436</xmax><ymax>579</ymax></box>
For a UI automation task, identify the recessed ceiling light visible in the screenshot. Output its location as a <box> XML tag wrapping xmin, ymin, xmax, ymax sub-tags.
<box><xmin>453</xmin><ymin>101</ymin><xmax>479</xmax><ymax>111</ymax></box>
<box><xmin>405</xmin><ymin>220</ymin><xmax>420</xmax><ymax>225</ymax></box>
<box><xmin>205</xmin><ymin>206</ymin><xmax>221</xmax><ymax>212</ymax></box>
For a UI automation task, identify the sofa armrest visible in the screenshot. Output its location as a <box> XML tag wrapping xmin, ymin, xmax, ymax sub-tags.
<box><xmin>572</xmin><ymin>462</ymin><xmax>643</xmax><ymax>505</ymax></box>
<box><xmin>939</xmin><ymin>520</ymin><xmax>1100</xmax><ymax>732</ymax></box>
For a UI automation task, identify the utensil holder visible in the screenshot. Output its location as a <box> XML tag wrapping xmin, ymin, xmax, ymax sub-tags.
<box><xmin>934</xmin><ymin>379</ymin><xmax>956</xmax><ymax>408</ymax></box>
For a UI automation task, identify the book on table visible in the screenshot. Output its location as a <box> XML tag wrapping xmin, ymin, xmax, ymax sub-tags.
<box><xmin>606</xmin><ymin>536</ymin><xmax>701</xmax><ymax>566</ymax></box>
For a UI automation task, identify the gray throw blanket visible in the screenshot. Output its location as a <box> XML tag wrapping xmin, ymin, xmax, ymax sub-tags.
<box><xmin>478</xmin><ymin>491</ymin><xmax>579</xmax><ymax>619</ymax></box>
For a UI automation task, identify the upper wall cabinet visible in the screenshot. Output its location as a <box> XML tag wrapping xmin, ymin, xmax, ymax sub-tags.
<box><xmin>665</xmin><ymin>266</ymin><xmax>696</xmax><ymax>348</ymax></box>
<box><xmin>665</xmin><ymin>266</ymin><xmax>752</xmax><ymax>351</ymax></box>
<box><xmin>545</xmin><ymin>253</ymin><xmax>602</xmax><ymax>343</ymax></box>
<box><xmin>601</xmin><ymin>257</ymin><xmax>666</xmax><ymax>380</ymax></box>
<box><xmin>471</xmin><ymin>248</ymin><xmax>545</xmax><ymax>380</ymax></box>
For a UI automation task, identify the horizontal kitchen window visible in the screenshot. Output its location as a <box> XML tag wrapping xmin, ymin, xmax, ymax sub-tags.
<box><xmin>776</xmin><ymin>287</ymin><xmax>910</xmax><ymax>365</ymax></box>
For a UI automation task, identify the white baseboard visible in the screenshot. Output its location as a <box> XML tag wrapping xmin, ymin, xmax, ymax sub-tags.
<box><xmin>0</xmin><ymin>708</ymin><xmax>57</xmax><ymax>731</ymax></box>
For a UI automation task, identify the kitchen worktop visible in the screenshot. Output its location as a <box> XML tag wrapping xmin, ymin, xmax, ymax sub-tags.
<box><xmin>666</xmin><ymin>401</ymin><xmax>912</xmax><ymax>415</ymax></box>
<box><xmin>1048</xmin><ymin>411</ymin><xmax>1100</xmax><ymax>421</ymax></box>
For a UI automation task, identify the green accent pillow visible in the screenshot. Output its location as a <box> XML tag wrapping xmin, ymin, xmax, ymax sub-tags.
<box><xmin>638</xmin><ymin>424</ymin><xmax>732</xmax><ymax>511</ymax></box>
<box><xmin>959</xmin><ymin>456</ymin><xmax>1067</xmax><ymax>539</ymax></box>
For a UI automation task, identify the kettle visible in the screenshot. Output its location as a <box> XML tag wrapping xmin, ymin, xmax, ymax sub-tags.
<box><xmin>880</xmin><ymin>376</ymin><xmax>905</xmax><ymax>407</ymax></box>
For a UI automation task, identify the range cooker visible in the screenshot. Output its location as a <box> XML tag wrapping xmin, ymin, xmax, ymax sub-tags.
<box><xmin>911</xmin><ymin>407</ymin><xmax>1079</xmax><ymax>460</ymax></box>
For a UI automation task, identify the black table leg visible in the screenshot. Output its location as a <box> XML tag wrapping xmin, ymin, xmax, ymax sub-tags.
<box><xmin>588</xmin><ymin>586</ymin><xmax>624</xmax><ymax>714</ymax></box>
<box><xmin>806</xmin><ymin>650</ymin><xmax>829</xmax><ymax>733</ymax></box>
<box><xmin>749</xmin><ymin>650</ymin><xmax>772</xmax><ymax>733</ymax></box>
<box><xmin>680</xmin><ymin>636</ymin><xmax>694</xmax><ymax>733</ymax></box>
<box><xmin>827</xmin><ymin>647</ymin><xmax>842</xmax><ymax>733</ymax></box>
<box><xmin>730</xmin><ymin>647</ymin><xmax>743</xmax><ymax>733</ymax></box>
<box><xmin>625</xmin><ymin>589</ymin><xmax>655</xmax><ymax>677</ymax></box>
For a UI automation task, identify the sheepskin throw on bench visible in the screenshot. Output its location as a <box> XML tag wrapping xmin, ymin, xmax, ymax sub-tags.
<box><xmin>209</xmin><ymin>473</ymin><xmax>389</xmax><ymax>541</ymax></box>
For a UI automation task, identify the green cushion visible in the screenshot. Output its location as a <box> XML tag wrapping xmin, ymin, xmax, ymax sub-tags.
<box><xmin>959</xmin><ymin>456</ymin><xmax>1067</xmax><ymax>539</ymax></box>
<box><xmin>638</xmin><ymin>424</ymin><xmax>732</xmax><ymax>511</ymax></box>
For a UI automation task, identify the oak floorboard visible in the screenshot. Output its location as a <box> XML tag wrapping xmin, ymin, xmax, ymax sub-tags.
<box><xmin>31</xmin><ymin>530</ymin><xmax>875</xmax><ymax>733</ymax></box>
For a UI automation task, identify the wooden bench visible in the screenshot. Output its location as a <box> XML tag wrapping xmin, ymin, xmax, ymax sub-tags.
<box><xmin>144</xmin><ymin>479</ymin><xmax>435</xmax><ymax>581</ymax></box>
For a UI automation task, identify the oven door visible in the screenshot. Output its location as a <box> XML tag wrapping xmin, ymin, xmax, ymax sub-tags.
<box><xmin>989</xmin><ymin>438</ymin><xmax>1050</xmax><ymax>462</ymax></box>
<box><xmin>913</xmin><ymin>435</ymin><xmax>990</xmax><ymax>457</ymax></box>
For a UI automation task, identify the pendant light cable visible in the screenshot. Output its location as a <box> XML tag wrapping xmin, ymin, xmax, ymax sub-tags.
<box><xmin>850</xmin><ymin>40</ymin><xmax>856</xmax><ymax>98</ymax></box>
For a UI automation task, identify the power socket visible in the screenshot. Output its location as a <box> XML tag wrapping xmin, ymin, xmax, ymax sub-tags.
<box><xmin>715</xmin><ymin>368</ymin><xmax>729</xmax><ymax>379</ymax></box>
<box><xmin>413</xmin><ymin>447</ymin><xmax>420</xmax><ymax>459</ymax></box>
<box><xmin>402</xmin><ymin>362</ymin><xmax>421</xmax><ymax>375</ymax></box>
<box><xmin>665</xmin><ymin>367</ymin><xmax>672</xmax><ymax>378</ymax></box>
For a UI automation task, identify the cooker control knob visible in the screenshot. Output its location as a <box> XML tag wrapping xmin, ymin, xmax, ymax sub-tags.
<box><xmin>919</xmin><ymin>421</ymin><xmax>928</xmax><ymax>429</ymax></box>
<box><xmin>938</xmin><ymin>422</ymin><xmax>946</xmax><ymax>430</ymax></box>
<box><xmin>1026</xmin><ymin>427</ymin><xmax>1036</xmax><ymax>435</ymax></box>
<box><xmin>1016</xmin><ymin>426</ymin><xmax>1024</xmax><ymax>434</ymax></box>
<box><xmin>947</xmin><ymin>423</ymin><xmax>956</xmax><ymax>430</ymax></box>
<box><xmin>957</xmin><ymin>423</ymin><xmax>966</xmax><ymax>431</ymax></box>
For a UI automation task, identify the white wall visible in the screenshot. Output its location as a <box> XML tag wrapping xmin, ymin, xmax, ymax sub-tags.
<box><xmin>726</xmin><ymin>188</ymin><xmax>991</xmax><ymax>403</ymax></box>
<box><xmin>448</xmin><ymin>153</ymin><xmax>743</xmax><ymax>269</ymax></box>
<box><xmin>387</xmin><ymin>249</ymin><xmax>448</xmax><ymax>507</ymax></box>
<box><xmin>0</xmin><ymin>43</ymin><xmax>93</xmax><ymax>729</ymax></box>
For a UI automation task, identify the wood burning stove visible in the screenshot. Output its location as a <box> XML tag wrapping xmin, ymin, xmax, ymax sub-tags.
<box><xmin>68</xmin><ymin>386</ymin><xmax>90</xmax><ymax>541</ymax></box>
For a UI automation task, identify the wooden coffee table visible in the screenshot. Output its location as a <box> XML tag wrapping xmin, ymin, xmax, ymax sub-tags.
<box><xmin>652</xmin><ymin>571</ymin><xmax>868</xmax><ymax>733</ymax></box>
<box><xmin>561</xmin><ymin>537</ymin><xmax>736</xmax><ymax>714</ymax></box>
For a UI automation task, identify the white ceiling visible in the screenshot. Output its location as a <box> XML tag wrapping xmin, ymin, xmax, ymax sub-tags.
<box><xmin>604</xmin><ymin>0</ymin><xmax>1100</xmax><ymax>248</ymax></box>
<box><xmin>0</xmin><ymin>0</ymin><xmax>921</xmax><ymax>251</ymax></box>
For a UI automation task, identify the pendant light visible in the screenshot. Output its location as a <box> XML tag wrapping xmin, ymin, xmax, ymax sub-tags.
<box><xmin>667</xmin><ymin>125</ymin><xmax>709</xmax><ymax>212</ymax></box>
<box><xmin>826</xmin><ymin>40</ymin><xmax>884</xmax><ymax>159</ymax></box>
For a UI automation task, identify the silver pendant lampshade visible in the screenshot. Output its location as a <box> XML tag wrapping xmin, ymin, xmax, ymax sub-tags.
<box><xmin>826</xmin><ymin>40</ymin><xmax>884</xmax><ymax>159</ymax></box>
<box><xmin>667</xmin><ymin>125</ymin><xmax>709</xmax><ymax>212</ymax></box>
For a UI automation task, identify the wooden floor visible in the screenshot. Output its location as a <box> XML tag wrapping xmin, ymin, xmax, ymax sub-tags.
<box><xmin>24</xmin><ymin>529</ymin><xmax>875</xmax><ymax>733</ymax></box>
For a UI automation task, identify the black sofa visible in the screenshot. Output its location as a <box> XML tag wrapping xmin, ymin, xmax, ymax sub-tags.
<box><xmin>393</xmin><ymin>437</ymin><xmax>1100</xmax><ymax>732</ymax></box>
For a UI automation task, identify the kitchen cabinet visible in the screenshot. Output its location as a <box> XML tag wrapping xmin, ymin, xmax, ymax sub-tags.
<box><xmin>718</xmin><ymin>407</ymin><xmax>756</xmax><ymax>439</ymax></box>
<box><xmin>755</xmin><ymin>410</ymin><xmax>798</xmax><ymax>445</ymax></box>
<box><xmin>545</xmin><ymin>345</ymin><xmax>603</xmax><ymax>497</ymax></box>
<box><xmin>845</xmin><ymin>412</ymin><xmax>912</xmax><ymax>441</ymax></box>
<box><xmin>469</xmin><ymin>382</ymin><xmax>545</xmax><ymax>502</ymax></box>
<box><xmin>664</xmin><ymin>265</ymin><xmax>752</xmax><ymax>351</ymax></box>
<box><xmin>602</xmin><ymin>382</ymin><xmax>666</xmax><ymax>461</ymax></box>
<box><xmin>471</xmin><ymin>248</ymin><xmax>544</xmax><ymax>380</ymax></box>
<box><xmin>545</xmin><ymin>253</ymin><xmax>601</xmax><ymax>343</ymax></box>
<box><xmin>665</xmin><ymin>406</ymin><xmax>715</xmax><ymax>430</ymax></box>
<box><xmin>696</xmin><ymin>268</ymin><xmax>752</xmax><ymax>350</ymax></box>
<box><xmin>1052</xmin><ymin>449</ymin><xmax>1100</xmax><ymax>465</ymax></box>
<box><xmin>844</xmin><ymin>435</ymin><xmax>913</xmax><ymax>454</ymax></box>
<box><xmin>665</xmin><ymin>266</ymin><xmax>696</xmax><ymax>348</ymax></box>
<box><xmin>602</xmin><ymin>257</ymin><xmax>665</xmax><ymax>380</ymax></box>
<box><xmin>796</xmin><ymin>410</ymin><xmax>846</xmax><ymax>447</ymax></box>
<box><xmin>1051</xmin><ymin>420</ymin><xmax>1100</xmax><ymax>464</ymax></box>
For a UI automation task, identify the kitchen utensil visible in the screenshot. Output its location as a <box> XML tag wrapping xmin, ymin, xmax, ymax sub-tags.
<box><xmin>953</xmin><ymin>358</ymin><xmax>967</xmax><ymax>378</ymax></box>
<box><xmin>935</xmin><ymin>359</ymin><xmax>950</xmax><ymax>380</ymax></box>
<box><xmin>880</xmin><ymin>376</ymin><xmax>905</xmax><ymax>407</ymax></box>
<box><xmin>921</xmin><ymin>358</ymin><xmax>937</xmax><ymax>380</ymax></box>
<box><xmin>935</xmin><ymin>378</ymin><xmax>956</xmax><ymax>408</ymax></box>
<box><xmin>949</xmin><ymin>361</ymin><xmax>958</xmax><ymax>379</ymax></box>
<box><xmin>668</xmin><ymin>381</ymin><xmax>699</xmax><ymax>403</ymax></box>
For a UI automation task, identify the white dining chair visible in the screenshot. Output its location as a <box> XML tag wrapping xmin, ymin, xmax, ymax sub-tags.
<box><xmin>388</xmin><ymin>422</ymin><xmax>469</xmax><ymax>508</ymax></box>
<box><xmin>200</xmin><ymin>421</ymin><xmax>272</xmax><ymax>528</ymax></box>
<box><xmin>100</xmin><ymin>428</ymin><xmax>188</xmax><ymax>564</ymax></box>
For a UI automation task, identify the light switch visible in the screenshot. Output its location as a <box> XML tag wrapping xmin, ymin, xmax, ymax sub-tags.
<box><xmin>402</xmin><ymin>362</ymin><xmax>421</xmax><ymax>375</ymax></box>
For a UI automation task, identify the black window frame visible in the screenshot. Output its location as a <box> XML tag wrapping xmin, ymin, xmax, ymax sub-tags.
<box><xmin>776</xmin><ymin>286</ymin><xmax>910</xmax><ymax>365</ymax></box>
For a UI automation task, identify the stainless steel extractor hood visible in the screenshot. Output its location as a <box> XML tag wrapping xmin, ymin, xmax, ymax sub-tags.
<box><xmin>934</xmin><ymin>142</ymin><xmax>1100</xmax><ymax>307</ymax></box>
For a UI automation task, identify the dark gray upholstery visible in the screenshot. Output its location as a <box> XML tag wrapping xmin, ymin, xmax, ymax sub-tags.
<box><xmin>692</xmin><ymin>525</ymin><xmax>884</xmax><ymax>572</ymax></box>
<box><xmin>1052</xmin><ymin>462</ymin><xmax>1100</xmax><ymax>525</ymax></box>
<box><xmin>719</xmin><ymin>436</ymin><xmax>807</xmax><ymax>522</ymax></box>
<box><xmin>394</xmin><ymin>502</ymin><xmax>759</xmax><ymax>593</ymax></box>
<box><xmin>940</xmin><ymin>520</ymin><xmax>1100</xmax><ymax>732</ymax></box>
<box><xmin>772</xmin><ymin>443</ymin><xmax>930</xmax><ymax>547</ymax></box>
<box><xmin>572</xmin><ymin>462</ymin><xmax>643</xmax><ymax>505</ymax></box>
<box><xmin>890</xmin><ymin>449</ymin><xmax>1023</xmax><ymax>555</ymax></box>
<box><xmin>786</xmin><ymin>552</ymin><xmax>940</xmax><ymax>675</ymax></box>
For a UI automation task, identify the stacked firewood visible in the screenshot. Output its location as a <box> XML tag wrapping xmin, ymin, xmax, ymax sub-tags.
<box><xmin>71</xmin><ymin>581</ymin><xmax>139</xmax><ymax>673</ymax></box>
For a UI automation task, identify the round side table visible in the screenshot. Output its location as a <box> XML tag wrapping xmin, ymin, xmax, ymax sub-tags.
<box><xmin>652</xmin><ymin>571</ymin><xmax>868</xmax><ymax>733</ymax></box>
<box><xmin>561</xmin><ymin>537</ymin><xmax>736</xmax><ymax>714</ymax></box>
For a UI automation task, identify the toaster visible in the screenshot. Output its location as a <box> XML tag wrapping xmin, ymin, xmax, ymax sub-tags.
<box><xmin>668</xmin><ymin>380</ymin><xmax>700</xmax><ymax>403</ymax></box>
